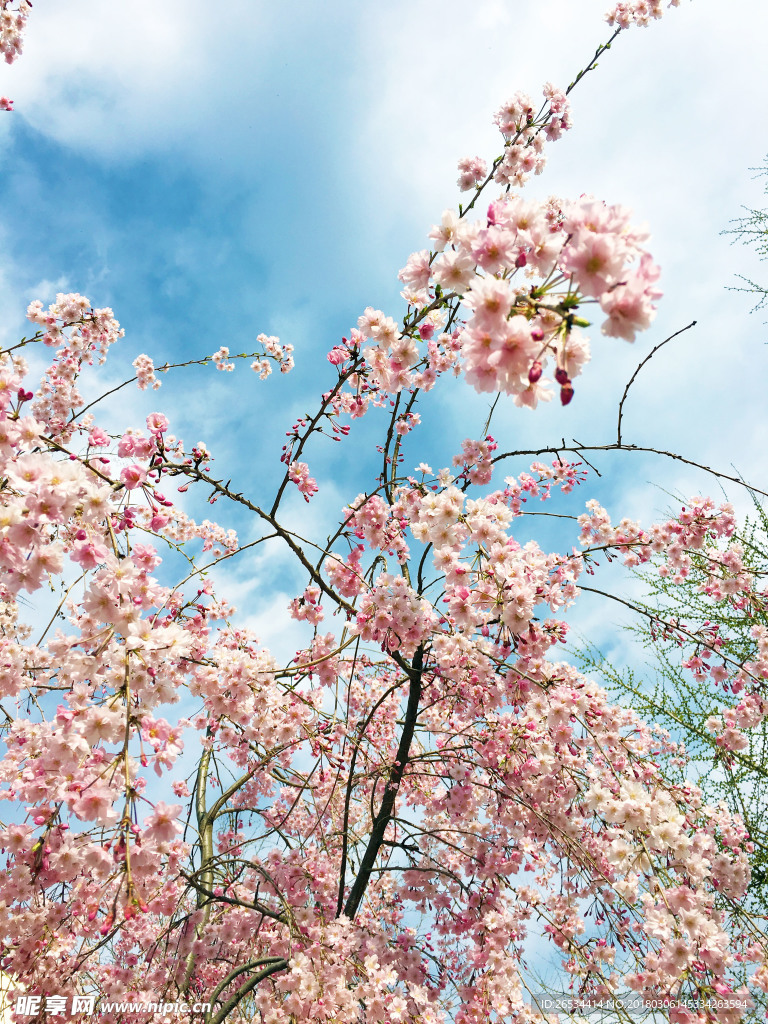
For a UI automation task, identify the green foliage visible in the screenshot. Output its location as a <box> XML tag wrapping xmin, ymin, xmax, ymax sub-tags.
<box><xmin>723</xmin><ymin>156</ymin><xmax>768</xmax><ymax>313</ymax></box>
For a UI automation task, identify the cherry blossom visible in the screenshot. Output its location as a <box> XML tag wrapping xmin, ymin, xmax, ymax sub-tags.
<box><xmin>0</xmin><ymin>4</ymin><xmax>764</xmax><ymax>1023</ymax></box>
<box><xmin>0</xmin><ymin>0</ymin><xmax>29</xmax><ymax>66</ymax></box>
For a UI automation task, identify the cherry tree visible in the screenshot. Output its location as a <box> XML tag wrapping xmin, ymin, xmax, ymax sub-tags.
<box><xmin>0</xmin><ymin>1</ymin><xmax>767</xmax><ymax>1023</ymax></box>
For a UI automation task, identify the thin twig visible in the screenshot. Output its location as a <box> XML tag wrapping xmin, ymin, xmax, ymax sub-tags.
<box><xmin>493</xmin><ymin>441</ymin><xmax>766</xmax><ymax>499</ymax></box>
<box><xmin>617</xmin><ymin>320</ymin><xmax>697</xmax><ymax>445</ymax></box>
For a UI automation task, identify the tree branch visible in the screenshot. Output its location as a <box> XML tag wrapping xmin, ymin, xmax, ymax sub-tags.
<box><xmin>342</xmin><ymin>646</ymin><xmax>424</xmax><ymax>919</ymax></box>
<box><xmin>205</xmin><ymin>959</ymin><xmax>289</xmax><ymax>1024</ymax></box>
<box><xmin>616</xmin><ymin>320</ymin><xmax>697</xmax><ymax>445</ymax></box>
<box><xmin>493</xmin><ymin>441</ymin><xmax>767</xmax><ymax>499</ymax></box>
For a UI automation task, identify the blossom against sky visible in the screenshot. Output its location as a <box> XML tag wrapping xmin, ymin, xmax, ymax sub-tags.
<box><xmin>0</xmin><ymin>0</ymin><xmax>766</xmax><ymax>657</ymax></box>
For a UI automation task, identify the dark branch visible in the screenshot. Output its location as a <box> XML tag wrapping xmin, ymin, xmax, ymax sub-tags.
<box><xmin>616</xmin><ymin>320</ymin><xmax>697</xmax><ymax>445</ymax></box>
<box><xmin>342</xmin><ymin>646</ymin><xmax>424</xmax><ymax>919</ymax></box>
<box><xmin>493</xmin><ymin>441</ymin><xmax>766</xmax><ymax>500</ymax></box>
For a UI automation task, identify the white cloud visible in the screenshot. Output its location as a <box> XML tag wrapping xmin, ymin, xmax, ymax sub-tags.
<box><xmin>1</xmin><ymin>0</ymin><xmax>279</xmax><ymax>160</ymax></box>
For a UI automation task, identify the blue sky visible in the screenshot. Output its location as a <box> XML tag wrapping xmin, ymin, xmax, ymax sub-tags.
<box><xmin>1</xmin><ymin>0</ymin><xmax>767</xmax><ymax>662</ymax></box>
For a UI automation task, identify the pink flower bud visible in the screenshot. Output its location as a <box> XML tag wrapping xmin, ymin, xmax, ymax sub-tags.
<box><xmin>555</xmin><ymin>367</ymin><xmax>569</xmax><ymax>386</ymax></box>
<box><xmin>560</xmin><ymin>383</ymin><xmax>574</xmax><ymax>406</ymax></box>
<box><xmin>528</xmin><ymin>361</ymin><xmax>543</xmax><ymax>384</ymax></box>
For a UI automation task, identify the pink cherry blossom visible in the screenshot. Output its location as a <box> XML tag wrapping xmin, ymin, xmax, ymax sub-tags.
<box><xmin>0</xmin><ymin>6</ymin><xmax>763</xmax><ymax>1022</ymax></box>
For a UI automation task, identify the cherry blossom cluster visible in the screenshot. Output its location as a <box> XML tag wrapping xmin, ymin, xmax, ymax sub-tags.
<box><xmin>492</xmin><ymin>83</ymin><xmax>571</xmax><ymax>189</ymax></box>
<box><xmin>343</xmin><ymin>491</ymin><xmax>410</xmax><ymax>562</ymax></box>
<box><xmin>451</xmin><ymin>435</ymin><xmax>497</xmax><ymax>485</ymax></box>
<box><xmin>350</xmin><ymin>573</ymin><xmax>437</xmax><ymax>656</ymax></box>
<box><xmin>332</xmin><ymin>311</ymin><xmax>460</xmax><ymax>406</ymax></box>
<box><xmin>578</xmin><ymin>495</ymin><xmax>737</xmax><ymax>576</ymax></box>
<box><xmin>132</xmin><ymin>353</ymin><xmax>160</xmax><ymax>391</ymax></box>
<box><xmin>0</xmin><ymin>0</ymin><xmax>29</xmax><ymax>65</ymax></box>
<box><xmin>607</xmin><ymin>0</ymin><xmax>681</xmax><ymax>29</ymax></box>
<box><xmin>288</xmin><ymin>584</ymin><xmax>324</xmax><ymax>624</ymax></box>
<box><xmin>456</xmin><ymin>155</ymin><xmax>487</xmax><ymax>191</ymax></box>
<box><xmin>26</xmin><ymin>294</ymin><xmax>124</xmax><ymax>440</ymax></box>
<box><xmin>338</xmin><ymin>69</ymin><xmax>657</xmax><ymax>414</ymax></box>
<box><xmin>455</xmin><ymin>82</ymin><xmax>571</xmax><ymax>199</ymax></box>
<box><xmin>288</xmin><ymin>459</ymin><xmax>319</xmax><ymax>501</ymax></box>
<box><xmin>211</xmin><ymin>345</ymin><xmax>235</xmax><ymax>371</ymax></box>
<box><xmin>395</xmin><ymin>195</ymin><xmax>661</xmax><ymax>407</ymax></box>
